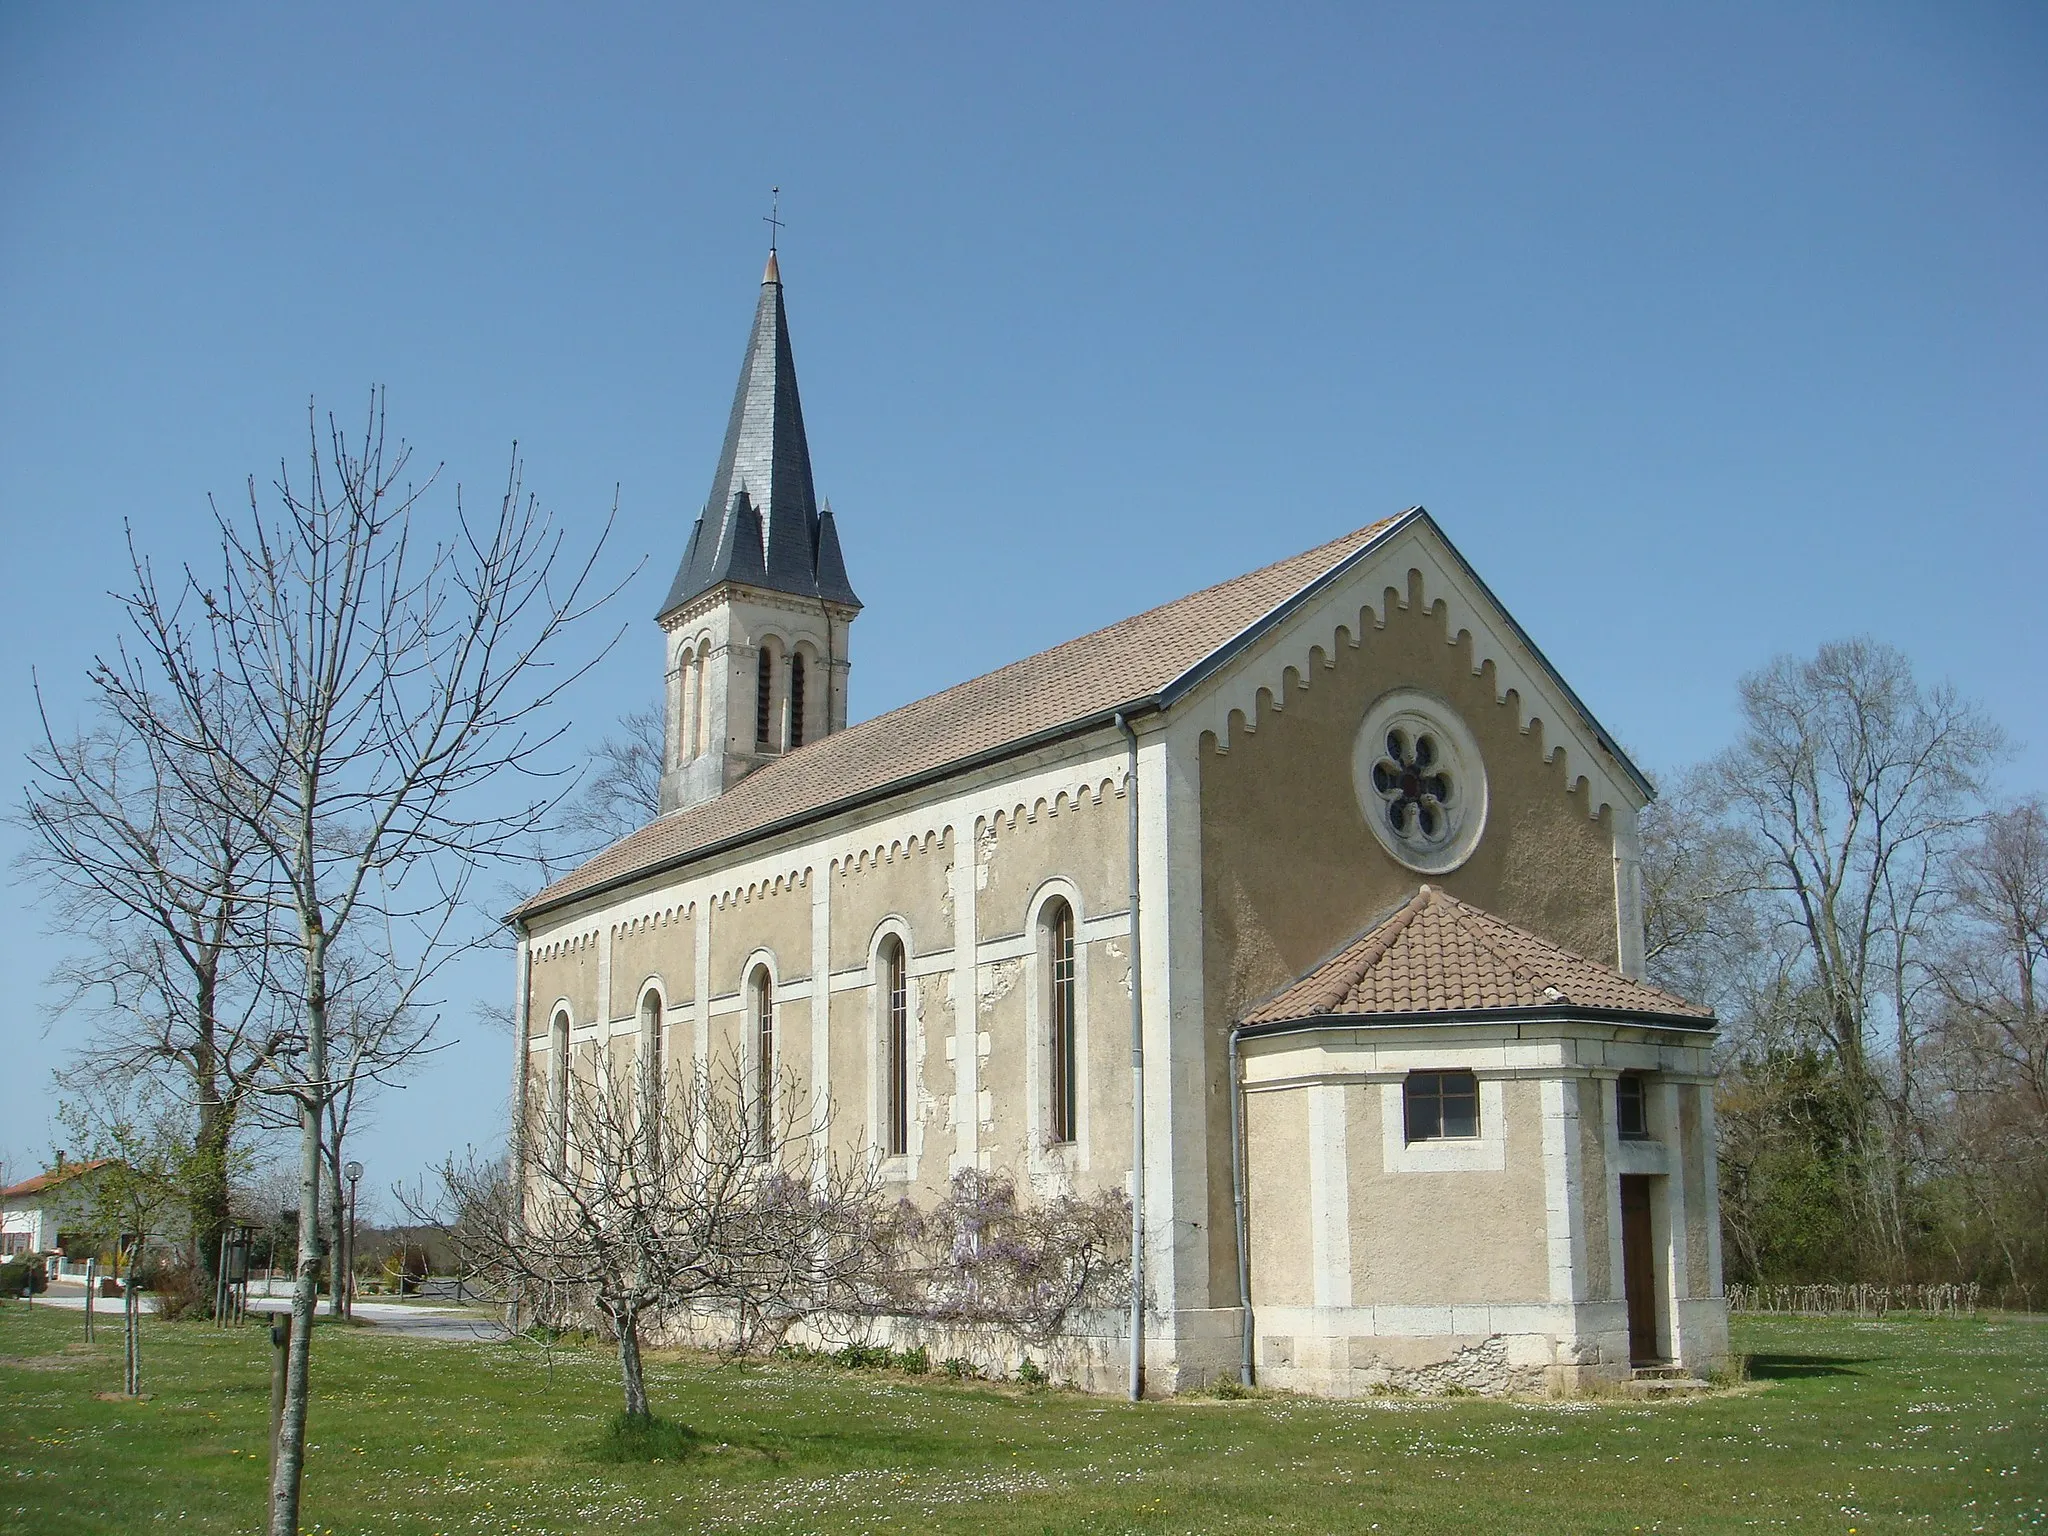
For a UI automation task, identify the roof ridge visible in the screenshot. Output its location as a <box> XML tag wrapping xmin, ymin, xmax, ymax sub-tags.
<box><xmin>1431</xmin><ymin>888</ymin><xmax>1552</xmax><ymax>1000</ymax></box>
<box><xmin>1308</xmin><ymin>886</ymin><xmax>1435</xmax><ymax>1013</ymax></box>
<box><xmin>524</xmin><ymin>515</ymin><xmax>1404</xmax><ymax>918</ymax></box>
<box><xmin>712</xmin><ymin>524</ymin><xmax>1400</xmax><ymax>774</ymax></box>
<box><xmin>1239</xmin><ymin>889</ymin><xmax>1714</xmax><ymax>1026</ymax></box>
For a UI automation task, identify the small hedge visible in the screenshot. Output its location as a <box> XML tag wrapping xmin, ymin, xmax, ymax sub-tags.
<box><xmin>0</xmin><ymin>1257</ymin><xmax>50</xmax><ymax>1297</ymax></box>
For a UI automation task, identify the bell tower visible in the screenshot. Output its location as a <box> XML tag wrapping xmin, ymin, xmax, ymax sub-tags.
<box><xmin>656</xmin><ymin>251</ymin><xmax>860</xmax><ymax>815</ymax></box>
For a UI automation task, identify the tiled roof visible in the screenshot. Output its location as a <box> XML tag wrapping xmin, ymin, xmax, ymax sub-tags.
<box><xmin>1241</xmin><ymin>886</ymin><xmax>1712</xmax><ymax>1025</ymax></box>
<box><xmin>520</xmin><ymin>516</ymin><xmax>1407</xmax><ymax>919</ymax></box>
<box><xmin>0</xmin><ymin>1159</ymin><xmax>117</xmax><ymax>1201</ymax></box>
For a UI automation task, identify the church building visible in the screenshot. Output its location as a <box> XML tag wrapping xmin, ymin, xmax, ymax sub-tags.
<box><xmin>512</xmin><ymin>251</ymin><xmax>1729</xmax><ymax>1397</ymax></box>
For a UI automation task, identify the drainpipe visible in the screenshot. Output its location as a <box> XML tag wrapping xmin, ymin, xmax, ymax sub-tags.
<box><xmin>1114</xmin><ymin>712</ymin><xmax>1146</xmax><ymax>1402</ymax></box>
<box><xmin>1229</xmin><ymin>1023</ymin><xmax>1254</xmax><ymax>1387</ymax></box>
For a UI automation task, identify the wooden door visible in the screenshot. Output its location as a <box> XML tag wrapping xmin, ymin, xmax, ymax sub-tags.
<box><xmin>1620</xmin><ymin>1175</ymin><xmax>1662</xmax><ymax>1365</ymax></box>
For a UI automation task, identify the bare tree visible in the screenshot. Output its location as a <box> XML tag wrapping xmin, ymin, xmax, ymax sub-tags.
<box><xmin>1639</xmin><ymin>763</ymin><xmax>1765</xmax><ymax>1012</ymax></box>
<box><xmin>91</xmin><ymin>394</ymin><xmax>618</xmax><ymax>1536</ymax></box>
<box><xmin>1926</xmin><ymin>799</ymin><xmax>2048</xmax><ymax>1296</ymax></box>
<box><xmin>1714</xmin><ymin>639</ymin><xmax>2001</xmax><ymax>1089</ymax></box>
<box><xmin>1941</xmin><ymin>798</ymin><xmax>2048</xmax><ymax>1113</ymax></box>
<box><xmin>1705</xmin><ymin>639</ymin><xmax>2002</xmax><ymax>1263</ymax></box>
<box><xmin>247</xmin><ymin>948</ymin><xmax>435</xmax><ymax>1317</ymax></box>
<box><xmin>559</xmin><ymin>703</ymin><xmax>663</xmax><ymax>849</ymax></box>
<box><xmin>425</xmin><ymin>1048</ymin><xmax>886</xmax><ymax>1421</ymax></box>
<box><xmin>19</xmin><ymin>700</ymin><xmax>288</xmax><ymax>1315</ymax></box>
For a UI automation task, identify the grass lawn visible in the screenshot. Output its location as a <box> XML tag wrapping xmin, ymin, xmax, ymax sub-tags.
<box><xmin>2</xmin><ymin>1302</ymin><xmax>2041</xmax><ymax>1535</ymax></box>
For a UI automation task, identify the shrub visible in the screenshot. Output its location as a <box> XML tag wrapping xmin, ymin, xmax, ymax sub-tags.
<box><xmin>140</xmin><ymin>1254</ymin><xmax>209</xmax><ymax>1321</ymax></box>
<box><xmin>0</xmin><ymin>1256</ymin><xmax>49</xmax><ymax>1297</ymax></box>
<box><xmin>894</xmin><ymin>1345</ymin><xmax>930</xmax><ymax>1375</ymax></box>
<box><xmin>1016</xmin><ymin>1357</ymin><xmax>1048</xmax><ymax>1386</ymax></box>
<box><xmin>940</xmin><ymin>1356</ymin><xmax>977</xmax><ymax>1379</ymax></box>
<box><xmin>832</xmin><ymin>1341</ymin><xmax>894</xmax><ymax>1370</ymax></box>
<box><xmin>588</xmin><ymin>1412</ymin><xmax>699</xmax><ymax>1463</ymax></box>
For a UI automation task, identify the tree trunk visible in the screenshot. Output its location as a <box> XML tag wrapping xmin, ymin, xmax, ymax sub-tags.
<box><xmin>615</xmin><ymin>1305</ymin><xmax>649</xmax><ymax>1419</ymax></box>
<box><xmin>269</xmin><ymin>939</ymin><xmax>327</xmax><ymax>1536</ymax></box>
<box><xmin>326</xmin><ymin>1143</ymin><xmax>347</xmax><ymax>1319</ymax></box>
<box><xmin>124</xmin><ymin>1239</ymin><xmax>140</xmax><ymax>1395</ymax></box>
<box><xmin>193</xmin><ymin>1091</ymin><xmax>234</xmax><ymax>1319</ymax></box>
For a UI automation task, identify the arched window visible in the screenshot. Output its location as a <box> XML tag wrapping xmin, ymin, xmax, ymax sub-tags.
<box><xmin>676</xmin><ymin>648</ymin><xmax>697</xmax><ymax>765</ymax></box>
<box><xmin>549</xmin><ymin>1009</ymin><xmax>571</xmax><ymax>1173</ymax></box>
<box><xmin>789</xmin><ymin>652</ymin><xmax>808</xmax><ymax>750</ymax></box>
<box><xmin>750</xmin><ymin>966</ymin><xmax>774</xmax><ymax>1154</ymax></box>
<box><xmin>882</xmin><ymin>936</ymin><xmax>908</xmax><ymax>1157</ymax></box>
<box><xmin>755</xmin><ymin>647</ymin><xmax>775</xmax><ymax>750</ymax></box>
<box><xmin>692</xmin><ymin>643</ymin><xmax>709</xmax><ymax>758</ymax></box>
<box><xmin>639</xmin><ymin>987</ymin><xmax>664</xmax><ymax>1130</ymax></box>
<box><xmin>1045</xmin><ymin>900</ymin><xmax>1077</xmax><ymax>1144</ymax></box>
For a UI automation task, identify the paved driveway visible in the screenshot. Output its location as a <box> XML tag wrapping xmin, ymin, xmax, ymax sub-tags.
<box><xmin>24</xmin><ymin>1281</ymin><xmax>509</xmax><ymax>1342</ymax></box>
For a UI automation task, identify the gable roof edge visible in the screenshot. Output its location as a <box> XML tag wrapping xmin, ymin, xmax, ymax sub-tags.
<box><xmin>1161</xmin><ymin>507</ymin><xmax>1653</xmax><ymax>805</ymax></box>
<box><xmin>1407</xmin><ymin>510</ymin><xmax>1654</xmax><ymax>803</ymax></box>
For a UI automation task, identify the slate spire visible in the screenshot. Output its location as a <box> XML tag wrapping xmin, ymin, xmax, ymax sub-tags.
<box><xmin>659</xmin><ymin>253</ymin><xmax>860</xmax><ymax>617</ymax></box>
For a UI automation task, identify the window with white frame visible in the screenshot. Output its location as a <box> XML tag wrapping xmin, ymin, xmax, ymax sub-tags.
<box><xmin>749</xmin><ymin>965</ymin><xmax>774</xmax><ymax>1155</ymax></box>
<box><xmin>1404</xmin><ymin>1070</ymin><xmax>1480</xmax><ymax>1142</ymax></box>
<box><xmin>1616</xmin><ymin>1073</ymin><xmax>1651</xmax><ymax>1140</ymax></box>
<box><xmin>549</xmin><ymin>1009</ymin><xmax>571</xmax><ymax>1173</ymax></box>
<box><xmin>640</xmin><ymin>987</ymin><xmax>664</xmax><ymax>1127</ymax></box>
<box><xmin>754</xmin><ymin>646</ymin><xmax>776</xmax><ymax>751</ymax></box>
<box><xmin>1044</xmin><ymin>899</ymin><xmax>1078</xmax><ymax>1145</ymax></box>
<box><xmin>881</xmin><ymin>936</ymin><xmax>908</xmax><ymax>1157</ymax></box>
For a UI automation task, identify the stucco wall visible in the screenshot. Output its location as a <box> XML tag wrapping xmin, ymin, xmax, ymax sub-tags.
<box><xmin>1343</xmin><ymin>1080</ymin><xmax>1550</xmax><ymax>1306</ymax></box>
<box><xmin>613</xmin><ymin>910</ymin><xmax>695</xmax><ymax>1017</ymax></box>
<box><xmin>1198</xmin><ymin>573</ymin><xmax>1621</xmax><ymax>1301</ymax></box>
<box><xmin>1244</xmin><ymin>1088</ymin><xmax>1313</xmax><ymax>1309</ymax></box>
<box><xmin>831</xmin><ymin>832</ymin><xmax>952</xmax><ymax>970</ymax></box>
<box><xmin>711</xmin><ymin>878</ymin><xmax>812</xmax><ymax>989</ymax></box>
<box><xmin>977</xmin><ymin>789</ymin><xmax>1128</xmax><ymax>941</ymax></box>
<box><xmin>529</xmin><ymin>939</ymin><xmax>599</xmax><ymax>1034</ymax></box>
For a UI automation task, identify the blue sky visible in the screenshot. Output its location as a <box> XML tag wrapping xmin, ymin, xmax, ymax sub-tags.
<box><xmin>2</xmin><ymin>2</ymin><xmax>2042</xmax><ymax>1201</ymax></box>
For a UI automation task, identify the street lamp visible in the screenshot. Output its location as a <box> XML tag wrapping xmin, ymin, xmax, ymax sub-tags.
<box><xmin>343</xmin><ymin>1161</ymin><xmax>363</xmax><ymax>1319</ymax></box>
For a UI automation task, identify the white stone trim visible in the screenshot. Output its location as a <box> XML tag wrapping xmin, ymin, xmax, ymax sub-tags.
<box><xmin>1539</xmin><ymin>1076</ymin><xmax>1586</xmax><ymax>1303</ymax></box>
<box><xmin>1353</xmin><ymin>688</ymin><xmax>1489</xmax><ymax>875</ymax></box>
<box><xmin>949</xmin><ymin>826</ymin><xmax>978</xmax><ymax>1171</ymax></box>
<box><xmin>1613</xmin><ymin>1138</ymin><xmax>1672</xmax><ymax>1176</ymax></box>
<box><xmin>1307</xmin><ymin>1083</ymin><xmax>1352</xmax><ymax>1308</ymax></box>
<box><xmin>810</xmin><ymin>858</ymin><xmax>832</xmax><ymax>1158</ymax></box>
<box><xmin>1022</xmin><ymin>875</ymin><xmax>1091</xmax><ymax>1182</ymax></box>
<box><xmin>1378</xmin><ymin>1078</ymin><xmax>1506</xmax><ymax>1173</ymax></box>
<box><xmin>693</xmin><ymin>904</ymin><xmax>712</xmax><ymax>1074</ymax></box>
<box><xmin>1177</xmin><ymin>519</ymin><xmax>1643</xmax><ymax>822</ymax></box>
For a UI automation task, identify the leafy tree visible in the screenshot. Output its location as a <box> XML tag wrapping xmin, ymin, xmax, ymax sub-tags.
<box><xmin>56</xmin><ymin>1080</ymin><xmax>196</xmax><ymax>1395</ymax></box>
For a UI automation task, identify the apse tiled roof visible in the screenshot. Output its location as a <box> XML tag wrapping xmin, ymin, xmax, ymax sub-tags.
<box><xmin>1242</xmin><ymin>886</ymin><xmax>1712</xmax><ymax>1025</ymax></box>
<box><xmin>518</xmin><ymin>515</ymin><xmax>1408</xmax><ymax>919</ymax></box>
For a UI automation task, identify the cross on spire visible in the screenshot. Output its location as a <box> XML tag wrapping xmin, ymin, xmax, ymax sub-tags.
<box><xmin>763</xmin><ymin>186</ymin><xmax>783</xmax><ymax>252</ymax></box>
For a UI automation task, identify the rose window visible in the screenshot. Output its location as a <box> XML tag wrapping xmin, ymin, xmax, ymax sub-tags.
<box><xmin>1352</xmin><ymin>692</ymin><xmax>1488</xmax><ymax>875</ymax></box>
<box><xmin>1370</xmin><ymin>727</ymin><xmax>1455</xmax><ymax>846</ymax></box>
